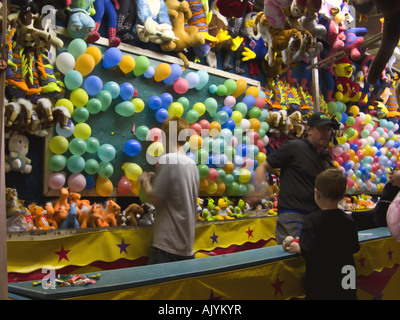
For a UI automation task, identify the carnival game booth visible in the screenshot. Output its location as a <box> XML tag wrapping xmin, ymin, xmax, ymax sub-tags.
<box><xmin>3</xmin><ymin>0</ymin><xmax>400</xmax><ymax>301</ymax></box>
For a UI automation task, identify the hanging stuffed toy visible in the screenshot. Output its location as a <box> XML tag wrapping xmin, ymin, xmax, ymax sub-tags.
<box><xmin>134</xmin><ymin>0</ymin><xmax>175</xmax><ymax>44</ymax></box>
<box><xmin>87</xmin><ymin>0</ymin><xmax>121</xmax><ymax>47</ymax></box>
<box><xmin>116</xmin><ymin>0</ymin><xmax>137</xmax><ymax>42</ymax></box>
<box><xmin>5</xmin><ymin>131</ymin><xmax>32</xmax><ymax>174</ymax></box>
<box><xmin>65</xmin><ymin>0</ymin><xmax>96</xmax><ymax>39</ymax></box>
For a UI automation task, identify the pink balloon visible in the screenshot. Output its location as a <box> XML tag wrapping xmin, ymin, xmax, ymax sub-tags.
<box><xmin>199</xmin><ymin>119</ymin><xmax>210</xmax><ymax>132</ymax></box>
<box><xmin>149</xmin><ymin>127</ymin><xmax>163</xmax><ymax>142</ymax></box>
<box><xmin>347</xmin><ymin>178</ymin><xmax>355</xmax><ymax>188</ymax></box>
<box><xmin>242</xmin><ymin>157</ymin><xmax>254</xmax><ymax>169</ymax></box>
<box><xmin>207</xmin><ymin>168</ymin><xmax>219</xmax><ymax>181</ymax></box>
<box><xmin>224</xmin><ymin>96</ymin><xmax>236</xmax><ymax>108</ymax></box>
<box><xmin>254</xmin><ymin>97</ymin><xmax>266</xmax><ymax>109</ymax></box>
<box><xmin>246</xmin><ymin>131</ymin><xmax>259</xmax><ymax>143</ymax></box>
<box><xmin>68</xmin><ymin>173</ymin><xmax>86</xmax><ymax>192</ymax></box>
<box><xmin>48</xmin><ymin>172</ymin><xmax>66</xmax><ymax>190</ymax></box>
<box><xmin>173</xmin><ymin>78</ymin><xmax>189</xmax><ymax>94</ymax></box>
<box><xmin>190</xmin><ymin>123</ymin><xmax>202</xmax><ymax>135</ymax></box>
<box><xmin>118</xmin><ymin>175</ymin><xmax>132</xmax><ymax>195</ymax></box>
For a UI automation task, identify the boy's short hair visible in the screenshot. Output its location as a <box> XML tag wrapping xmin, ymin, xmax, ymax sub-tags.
<box><xmin>315</xmin><ymin>168</ymin><xmax>347</xmax><ymax>201</ymax></box>
<box><xmin>161</xmin><ymin>116</ymin><xmax>190</xmax><ymax>146</ymax></box>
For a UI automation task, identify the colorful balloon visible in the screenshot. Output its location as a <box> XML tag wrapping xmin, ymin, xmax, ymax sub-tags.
<box><xmin>56</xmin><ymin>52</ymin><xmax>75</xmax><ymax>75</ymax></box>
<box><xmin>173</xmin><ymin>78</ymin><xmax>189</xmax><ymax>94</ymax></box>
<box><xmin>68</xmin><ymin>38</ymin><xmax>87</xmax><ymax>59</ymax></box>
<box><xmin>133</xmin><ymin>56</ymin><xmax>150</xmax><ymax>76</ymax></box>
<box><xmin>85</xmin><ymin>46</ymin><xmax>102</xmax><ymax>65</ymax></box>
<box><xmin>118</xmin><ymin>55</ymin><xmax>136</xmax><ymax>74</ymax></box>
<box><xmin>103</xmin><ymin>47</ymin><xmax>122</xmax><ymax>68</ymax></box>
<box><xmin>84</xmin><ymin>75</ymin><xmax>103</xmax><ymax>96</ymax></box>
<box><xmin>68</xmin><ymin>173</ymin><xmax>86</xmax><ymax>192</ymax></box>
<box><xmin>154</xmin><ymin>63</ymin><xmax>171</xmax><ymax>82</ymax></box>
<box><xmin>118</xmin><ymin>175</ymin><xmax>132</xmax><ymax>194</ymax></box>
<box><xmin>48</xmin><ymin>172</ymin><xmax>66</xmax><ymax>189</ymax></box>
<box><xmin>96</xmin><ymin>176</ymin><xmax>113</xmax><ymax>196</ymax></box>
<box><xmin>75</xmin><ymin>53</ymin><xmax>95</xmax><ymax>77</ymax></box>
<box><xmin>124</xmin><ymin>139</ymin><xmax>142</xmax><ymax>156</ymax></box>
<box><xmin>49</xmin><ymin>136</ymin><xmax>69</xmax><ymax>154</ymax></box>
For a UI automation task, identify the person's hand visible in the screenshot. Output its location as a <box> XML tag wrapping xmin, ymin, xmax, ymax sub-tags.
<box><xmin>288</xmin><ymin>238</ymin><xmax>301</xmax><ymax>254</ymax></box>
<box><xmin>138</xmin><ymin>172</ymin><xmax>155</xmax><ymax>184</ymax></box>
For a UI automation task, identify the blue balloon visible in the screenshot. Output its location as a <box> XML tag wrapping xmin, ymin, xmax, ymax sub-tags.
<box><xmin>236</xmin><ymin>144</ymin><xmax>249</xmax><ymax>157</ymax></box>
<box><xmin>120</xmin><ymin>82</ymin><xmax>135</xmax><ymax>101</ymax></box>
<box><xmin>163</xmin><ymin>63</ymin><xmax>182</xmax><ymax>84</ymax></box>
<box><xmin>85</xmin><ymin>174</ymin><xmax>95</xmax><ymax>189</ymax></box>
<box><xmin>155</xmin><ymin>108</ymin><xmax>169</xmax><ymax>122</ymax></box>
<box><xmin>350</xmin><ymin>143</ymin><xmax>359</xmax><ymax>152</ymax></box>
<box><xmin>221</xmin><ymin>106</ymin><xmax>233</xmax><ymax>117</ymax></box>
<box><xmin>343</xmin><ymin>161</ymin><xmax>352</xmax><ymax>171</ymax></box>
<box><xmin>103</xmin><ymin>47</ymin><xmax>122</xmax><ymax>68</ymax></box>
<box><xmin>84</xmin><ymin>75</ymin><xmax>103</xmax><ymax>96</ymax></box>
<box><xmin>207</xmin><ymin>155</ymin><xmax>216</xmax><ymax>168</ymax></box>
<box><xmin>124</xmin><ymin>139</ymin><xmax>142</xmax><ymax>157</ymax></box>
<box><xmin>160</xmin><ymin>93</ymin><xmax>173</xmax><ymax>109</ymax></box>
<box><xmin>242</xmin><ymin>95</ymin><xmax>256</xmax><ymax>108</ymax></box>
<box><xmin>148</xmin><ymin>96</ymin><xmax>162</xmax><ymax>110</ymax></box>
<box><xmin>221</xmin><ymin>119</ymin><xmax>236</xmax><ymax>131</ymax></box>
<box><xmin>143</xmin><ymin>66</ymin><xmax>155</xmax><ymax>78</ymax></box>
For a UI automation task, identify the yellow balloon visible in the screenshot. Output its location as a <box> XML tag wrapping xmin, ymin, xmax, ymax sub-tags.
<box><xmin>75</xmin><ymin>53</ymin><xmax>95</xmax><ymax>77</ymax></box>
<box><xmin>245</xmin><ymin>86</ymin><xmax>259</xmax><ymax>98</ymax></box>
<box><xmin>206</xmin><ymin>181</ymin><xmax>218</xmax><ymax>194</ymax></box>
<box><xmin>49</xmin><ymin>135</ymin><xmax>69</xmax><ymax>154</ymax></box>
<box><xmin>119</xmin><ymin>55</ymin><xmax>136</xmax><ymax>74</ymax></box>
<box><xmin>168</xmin><ymin>102</ymin><xmax>184</xmax><ymax>117</ymax></box>
<box><xmin>189</xmin><ymin>134</ymin><xmax>203</xmax><ymax>150</ymax></box>
<box><xmin>132</xmin><ymin>98</ymin><xmax>145</xmax><ymax>113</ymax></box>
<box><xmin>199</xmin><ymin>178</ymin><xmax>209</xmax><ymax>191</ymax></box>
<box><xmin>193</xmin><ymin>102</ymin><xmax>206</xmax><ymax>116</ymax></box>
<box><xmin>85</xmin><ymin>46</ymin><xmax>102</xmax><ymax>65</ymax></box>
<box><xmin>154</xmin><ymin>63</ymin><xmax>171</xmax><ymax>82</ymax></box>
<box><xmin>231</xmin><ymin>110</ymin><xmax>243</xmax><ymax>124</ymax></box>
<box><xmin>73</xmin><ymin>123</ymin><xmax>91</xmax><ymax>139</ymax></box>
<box><xmin>336</xmin><ymin>136</ymin><xmax>347</xmax><ymax>145</ymax></box>
<box><xmin>255</xmin><ymin>152</ymin><xmax>266</xmax><ymax>164</ymax></box>
<box><xmin>147</xmin><ymin>141</ymin><xmax>164</xmax><ymax>157</ymax></box>
<box><xmin>122</xmin><ymin>162</ymin><xmax>143</xmax><ymax>181</ymax></box>
<box><xmin>232</xmin><ymin>79</ymin><xmax>247</xmax><ymax>98</ymax></box>
<box><xmin>70</xmin><ymin>88</ymin><xmax>89</xmax><ymax>107</ymax></box>
<box><xmin>349</xmin><ymin>105</ymin><xmax>359</xmax><ymax>117</ymax></box>
<box><xmin>249</xmin><ymin>118</ymin><xmax>261</xmax><ymax>131</ymax></box>
<box><xmin>96</xmin><ymin>176</ymin><xmax>113</xmax><ymax>196</ymax></box>
<box><xmin>55</xmin><ymin>98</ymin><xmax>74</xmax><ymax>115</ymax></box>
<box><xmin>362</xmin><ymin>114</ymin><xmax>372</xmax><ymax>124</ymax></box>
<box><xmin>238</xmin><ymin>168</ymin><xmax>251</xmax><ymax>183</ymax></box>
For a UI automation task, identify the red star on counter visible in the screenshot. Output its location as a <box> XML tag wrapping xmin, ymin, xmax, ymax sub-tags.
<box><xmin>271</xmin><ymin>275</ymin><xmax>284</xmax><ymax>297</ymax></box>
<box><xmin>54</xmin><ymin>245</ymin><xmax>70</xmax><ymax>263</ymax></box>
<box><xmin>245</xmin><ymin>227</ymin><xmax>254</xmax><ymax>239</ymax></box>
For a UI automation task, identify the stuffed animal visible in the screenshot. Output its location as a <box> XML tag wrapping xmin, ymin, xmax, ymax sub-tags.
<box><xmin>216</xmin><ymin>0</ymin><xmax>252</xmax><ymax>18</ymax></box>
<box><xmin>215</xmin><ymin>197</ymin><xmax>234</xmax><ymax>220</ymax></box>
<box><xmin>122</xmin><ymin>203</ymin><xmax>144</xmax><ymax>226</ymax></box>
<box><xmin>333</xmin><ymin>57</ymin><xmax>361</xmax><ymax>103</ymax></box>
<box><xmin>160</xmin><ymin>0</ymin><xmax>206</xmax><ymax>68</ymax></box>
<box><xmin>66</xmin><ymin>0</ymin><xmax>96</xmax><ymax>39</ymax></box>
<box><xmin>54</xmin><ymin>187</ymin><xmax>70</xmax><ymax>214</ymax></box>
<box><xmin>116</xmin><ymin>0</ymin><xmax>137</xmax><ymax>42</ymax></box>
<box><xmin>5</xmin><ymin>131</ymin><xmax>32</xmax><ymax>174</ymax></box>
<box><xmin>138</xmin><ymin>203</ymin><xmax>155</xmax><ymax>225</ymax></box>
<box><xmin>5</xmin><ymin>187</ymin><xmax>28</xmax><ymax>216</ymax></box>
<box><xmin>45</xmin><ymin>201</ymin><xmax>57</xmax><ymax>229</ymax></box>
<box><xmin>101</xmin><ymin>200</ymin><xmax>121</xmax><ymax>227</ymax></box>
<box><xmin>201</xmin><ymin>197</ymin><xmax>218</xmax><ymax>221</ymax></box>
<box><xmin>34</xmin><ymin>205</ymin><xmax>54</xmax><ymax>230</ymax></box>
<box><xmin>77</xmin><ymin>199</ymin><xmax>91</xmax><ymax>228</ymax></box>
<box><xmin>282</xmin><ymin>235</ymin><xmax>298</xmax><ymax>251</ymax></box>
<box><xmin>89</xmin><ymin>203</ymin><xmax>105</xmax><ymax>228</ymax></box>
<box><xmin>87</xmin><ymin>0</ymin><xmax>121</xmax><ymax>47</ymax></box>
<box><xmin>134</xmin><ymin>0</ymin><xmax>175</xmax><ymax>44</ymax></box>
<box><xmin>60</xmin><ymin>203</ymin><xmax>80</xmax><ymax>229</ymax></box>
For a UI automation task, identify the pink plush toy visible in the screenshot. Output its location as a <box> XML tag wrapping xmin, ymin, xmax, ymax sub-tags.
<box><xmin>264</xmin><ymin>0</ymin><xmax>294</xmax><ymax>29</ymax></box>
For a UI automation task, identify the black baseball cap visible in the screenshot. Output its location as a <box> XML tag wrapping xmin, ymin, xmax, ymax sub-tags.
<box><xmin>307</xmin><ymin>112</ymin><xmax>340</xmax><ymax>130</ymax></box>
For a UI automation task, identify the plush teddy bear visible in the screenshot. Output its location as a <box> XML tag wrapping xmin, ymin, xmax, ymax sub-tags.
<box><xmin>333</xmin><ymin>57</ymin><xmax>362</xmax><ymax>103</ymax></box>
<box><xmin>122</xmin><ymin>203</ymin><xmax>144</xmax><ymax>226</ymax></box>
<box><xmin>5</xmin><ymin>131</ymin><xmax>32</xmax><ymax>174</ymax></box>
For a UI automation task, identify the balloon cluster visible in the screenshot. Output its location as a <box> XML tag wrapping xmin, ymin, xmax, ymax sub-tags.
<box><xmin>327</xmin><ymin>102</ymin><xmax>400</xmax><ymax>194</ymax></box>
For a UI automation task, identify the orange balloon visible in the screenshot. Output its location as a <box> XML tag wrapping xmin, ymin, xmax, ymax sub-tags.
<box><xmin>245</xmin><ymin>86</ymin><xmax>259</xmax><ymax>98</ymax></box>
<box><xmin>232</xmin><ymin>79</ymin><xmax>247</xmax><ymax>98</ymax></box>
<box><xmin>189</xmin><ymin>134</ymin><xmax>203</xmax><ymax>150</ymax></box>
<box><xmin>154</xmin><ymin>63</ymin><xmax>171</xmax><ymax>82</ymax></box>
<box><xmin>209</xmin><ymin>121</ymin><xmax>221</xmax><ymax>138</ymax></box>
<box><xmin>119</xmin><ymin>55</ymin><xmax>136</xmax><ymax>74</ymax></box>
<box><xmin>249</xmin><ymin>118</ymin><xmax>261</xmax><ymax>131</ymax></box>
<box><xmin>216</xmin><ymin>180</ymin><xmax>226</xmax><ymax>194</ymax></box>
<box><xmin>131</xmin><ymin>179</ymin><xmax>141</xmax><ymax>195</ymax></box>
<box><xmin>223</xmin><ymin>161</ymin><xmax>234</xmax><ymax>174</ymax></box>
<box><xmin>85</xmin><ymin>46</ymin><xmax>102</xmax><ymax>65</ymax></box>
<box><xmin>95</xmin><ymin>176</ymin><xmax>113</xmax><ymax>196</ymax></box>
<box><xmin>75</xmin><ymin>53</ymin><xmax>95</xmax><ymax>77</ymax></box>
<box><xmin>199</xmin><ymin>178</ymin><xmax>209</xmax><ymax>191</ymax></box>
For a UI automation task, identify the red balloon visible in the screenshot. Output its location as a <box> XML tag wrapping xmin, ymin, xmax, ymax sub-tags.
<box><xmin>190</xmin><ymin>123</ymin><xmax>202</xmax><ymax>135</ymax></box>
<box><xmin>207</xmin><ymin>168</ymin><xmax>219</xmax><ymax>181</ymax></box>
<box><xmin>118</xmin><ymin>175</ymin><xmax>132</xmax><ymax>195</ymax></box>
<box><xmin>173</xmin><ymin>78</ymin><xmax>189</xmax><ymax>94</ymax></box>
<box><xmin>341</xmin><ymin>152</ymin><xmax>350</xmax><ymax>162</ymax></box>
<box><xmin>335</xmin><ymin>156</ymin><xmax>344</xmax><ymax>166</ymax></box>
<box><xmin>347</xmin><ymin>178</ymin><xmax>355</xmax><ymax>188</ymax></box>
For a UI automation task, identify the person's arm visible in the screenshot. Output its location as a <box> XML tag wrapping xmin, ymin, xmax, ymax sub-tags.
<box><xmin>255</xmin><ymin>159</ymin><xmax>272</xmax><ymax>183</ymax></box>
<box><xmin>138</xmin><ymin>172</ymin><xmax>163</xmax><ymax>207</ymax></box>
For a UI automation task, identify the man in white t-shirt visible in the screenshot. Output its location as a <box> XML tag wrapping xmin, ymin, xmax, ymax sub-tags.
<box><xmin>139</xmin><ymin>116</ymin><xmax>200</xmax><ymax>264</ymax></box>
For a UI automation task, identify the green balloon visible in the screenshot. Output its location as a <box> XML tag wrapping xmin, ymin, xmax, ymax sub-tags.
<box><xmin>216</xmin><ymin>84</ymin><xmax>227</xmax><ymax>96</ymax></box>
<box><xmin>177</xmin><ymin>97</ymin><xmax>190</xmax><ymax>110</ymax></box>
<box><xmin>48</xmin><ymin>154</ymin><xmax>67</xmax><ymax>171</ymax></box>
<box><xmin>224</xmin><ymin>79</ymin><xmax>237</xmax><ymax>95</ymax></box>
<box><xmin>198</xmin><ymin>164</ymin><xmax>210</xmax><ymax>179</ymax></box>
<box><xmin>67</xmin><ymin>38</ymin><xmax>87</xmax><ymax>59</ymax></box>
<box><xmin>86</xmin><ymin>98</ymin><xmax>102</xmax><ymax>114</ymax></box>
<box><xmin>204</xmin><ymin>97</ymin><xmax>218</xmax><ymax>117</ymax></box>
<box><xmin>72</xmin><ymin>107</ymin><xmax>89</xmax><ymax>123</ymax></box>
<box><xmin>69</xmin><ymin>138</ymin><xmax>87</xmax><ymax>155</ymax></box>
<box><xmin>115</xmin><ymin>101</ymin><xmax>135</xmax><ymax>117</ymax></box>
<box><xmin>223</xmin><ymin>173</ymin><xmax>234</xmax><ymax>186</ymax></box>
<box><xmin>346</xmin><ymin>116</ymin><xmax>355</xmax><ymax>126</ymax></box>
<box><xmin>260</xmin><ymin>121</ymin><xmax>269</xmax><ymax>133</ymax></box>
<box><xmin>224</xmin><ymin>145</ymin><xmax>236</xmax><ymax>161</ymax></box>
<box><xmin>67</xmin><ymin>155</ymin><xmax>85</xmax><ymax>173</ymax></box>
<box><xmin>64</xmin><ymin>70</ymin><xmax>83</xmax><ymax>90</ymax></box>
<box><xmin>136</xmin><ymin>125</ymin><xmax>149</xmax><ymax>141</ymax></box>
<box><xmin>327</xmin><ymin>101</ymin><xmax>337</xmax><ymax>115</ymax></box>
<box><xmin>133</xmin><ymin>56</ymin><xmax>150</xmax><ymax>76</ymax></box>
<box><xmin>186</xmin><ymin>109</ymin><xmax>199</xmax><ymax>124</ymax></box>
<box><xmin>85</xmin><ymin>158</ymin><xmax>99</xmax><ymax>174</ymax></box>
<box><xmin>139</xmin><ymin>187</ymin><xmax>149</xmax><ymax>203</ymax></box>
<box><xmin>216</xmin><ymin>168</ymin><xmax>226</xmax><ymax>180</ymax></box>
<box><xmin>195</xmin><ymin>149</ymin><xmax>209</xmax><ymax>164</ymax></box>
<box><xmin>237</xmin><ymin>183</ymin><xmax>248</xmax><ymax>196</ymax></box>
<box><xmin>227</xmin><ymin>181</ymin><xmax>239</xmax><ymax>195</ymax></box>
<box><xmin>98</xmin><ymin>161</ymin><xmax>114</xmax><ymax>178</ymax></box>
<box><xmin>248</xmin><ymin>107</ymin><xmax>261</xmax><ymax>119</ymax></box>
<box><xmin>86</xmin><ymin>137</ymin><xmax>100</xmax><ymax>153</ymax></box>
<box><xmin>96</xmin><ymin>90</ymin><xmax>112</xmax><ymax>111</ymax></box>
<box><xmin>234</xmin><ymin>102</ymin><xmax>248</xmax><ymax>117</ymax></box>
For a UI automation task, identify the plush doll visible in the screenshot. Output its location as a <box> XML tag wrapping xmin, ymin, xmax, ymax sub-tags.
<box><xmin>87</xmin><ymin>0</ymin><xmax>121</xmax><ymax>47</ymax></box>
<box><xmin>342</xmin><ymin>27</ymin><xmax>367</xmax><ymax>61</ymax></box>
<box><xmin>224</xmin><ymin>16</ymin><xmax>246</xmax><ymax>74</ymax></box>
<box><xmin>5</xmin><ymin>131</ymin><xmax>32</xmax><ymax>174</ymax></box>
<box><xmin>333</xmin><ymin>56</ymin><xmax>361</xmax><ymax>103</ymax></box>
<box><xmin>138</xmin><ymin>203</ymin><xmax>155</xmax><ymax>225</ymax></box>
<box><xmin>253</xmin><ymin>11</ymin><xmax>302</xmax><ymax>68</ymax></box>
<box><xmin>77</xmin><ymin>199</ymin><xmax>91</xmax><ymax>228</ymax></box>
<box><xmin>298</xmin><ymin>8</ymin><xmax>326</xmax><ymax>39</ymax></box>
<box><xmin>60</xmin><ymin>203</ymin><xmax>80</xmax><ymax>229</ymax></box>
<box><xmin>201</xmin><ymin>197</ymin><xmax>218</xmax><ymax>221</ymax></box>
<box><xmin>45</xmin><ymin>201</ymin><xmax>58</xmax><ymax>229</ymax></box>
<box><xmin>263</xmin><ymin>0</ymin><xmax>294</xmax><ymax>29</ymax></box>
<box><xmin>34</xmin><ymin>205</ymin><xmax>54</xmax><ymax>230</ymax></box>
<box><xmin>5</xmin><ymin>187</ymin><xmax>28</xmax><ymax>216</ymax></box>
<box><xmin>364</xmin><ymin>0</ymin><xmax>400</xmax><ymax>84</ymax></box>
<box><xmin>101</xmin><ymin>200</ymin><xmax>121</xmax><ymax>227</ymax></box>
<box><xmin>160</xmin><ymin>0</ymin><xmax>206</xmax><ymax>68</ymax></box>
<box><xmin>282</xmin><ymin>235</ymin><xmax>298</xmax><ymax>251</ymax></box>
<box><xmin>215</xmin><ymin>197</ymin><xmax>234</xmax><ymax>220</ymax></box>
<box><xmin>54</xmin><ymin>187</ymin><xmax>70</xmax><ymax>215</ymax></box>
<box><xmin>116</xmin><ymin>0</ymin><xmax>137</xmax><ymax>42</ymax></box>
<box><xmin>89</xmin><ymin>203</ymin><xmax>105</xmax><ymax>228</ymax></box>
<box><xmin>122</xmin><ymin>203</ymin><xmax>144</xmax><ymax>226</ymax></box>
<box><xmin>135</xmin><ymin>0</ymin><xmax>175</xmax><ymax>44</ymax></box>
